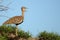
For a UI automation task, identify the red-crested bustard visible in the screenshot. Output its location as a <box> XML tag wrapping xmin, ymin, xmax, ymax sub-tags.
<box><xmin>3</xmin><ymin>6</ymin><xmax>26</xmax><ymax>36</ymax></box>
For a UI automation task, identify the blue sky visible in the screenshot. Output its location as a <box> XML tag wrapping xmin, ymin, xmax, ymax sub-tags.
<box><xmin>0</xmin><ymin>0</ymin><xmax>60</xmax><ymax>37</ymax></box>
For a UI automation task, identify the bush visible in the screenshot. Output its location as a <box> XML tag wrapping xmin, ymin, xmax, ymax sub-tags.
<box><xmin>38</xmin><ymin>31</ymin><xmax>60</xmax><ymax>40</ymax></box>
<box><xmin>0</xmin><ymin>25</ymin><xmax>32</xmax><ymax>40</ymax></box>
<box><xmin>0</xmin><ymin>35</ymin><xmax>8</xmax><ymax>40</ymax></box>
<box><xmin>18</xmin><ymin>30</ymin><xmax>32</xmax><ymax>39</ymax></box>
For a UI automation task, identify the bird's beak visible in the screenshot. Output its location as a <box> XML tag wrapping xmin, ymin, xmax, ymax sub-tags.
<box><xmin>24</xmin><ymin>7</ymin><xmax>28</xmax><ymax>12</ymax></box>
<box><xmin>25</xmin><ymin>7</ymin><xmax>28</xmax><ymax>9</ymax></box>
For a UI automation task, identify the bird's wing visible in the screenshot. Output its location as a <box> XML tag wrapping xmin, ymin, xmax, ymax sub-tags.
<box><xmin>3</xmin><ymin>16</ymin><xmax>23</xmax><ymax>24</ymax></box>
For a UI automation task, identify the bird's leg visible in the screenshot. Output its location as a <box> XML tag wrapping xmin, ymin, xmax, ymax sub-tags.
<box><xmin>15</xmin><ymin>25</ymin><xmax>18</xmax><ymax>36</ymax></box>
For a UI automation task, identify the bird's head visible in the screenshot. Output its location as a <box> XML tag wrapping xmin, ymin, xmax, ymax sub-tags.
<box><xmin>21</xmin><ymin>6</ymin><xmax>27</xmax><ymax>12</ymax></box>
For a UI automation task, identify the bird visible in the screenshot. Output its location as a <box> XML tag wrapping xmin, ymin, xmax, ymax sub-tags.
<box><xmin>3</xmin><ymin>6</ymin><xmax>27</xmax><ymax>36</ymax></box>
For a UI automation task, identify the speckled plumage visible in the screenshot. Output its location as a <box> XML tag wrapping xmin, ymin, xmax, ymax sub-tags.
<box><xmin>3</xmin><ymin>16</ymin><xmax>23</xmax><ymax>25</ymax></box>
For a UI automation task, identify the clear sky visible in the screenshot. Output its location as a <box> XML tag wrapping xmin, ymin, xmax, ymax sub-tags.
<box><xmin>0</xmin><ymin>0</ymin><xmax>60</xmax><ymax>37</ymax></box>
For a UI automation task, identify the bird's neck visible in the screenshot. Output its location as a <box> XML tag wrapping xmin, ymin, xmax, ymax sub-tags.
<box><xmin>22</xmin><ymin>11</ymin><xmax>24</xmax><ymax>19</ymax></box>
